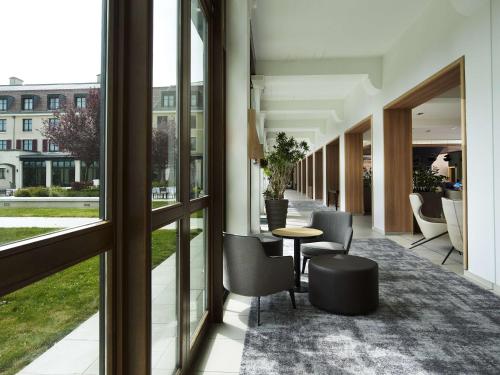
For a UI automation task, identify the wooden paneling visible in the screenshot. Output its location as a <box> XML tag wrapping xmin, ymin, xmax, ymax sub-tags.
<box><xmin>383</xmin><ymin>109</ymin><xmax>413</xmax><ymax>232</ymax></box>
<box><xmin>326</xmin><ymin>139</ymin><xmax>340</xmax><ymax>198</ymax></box>
<box><xmin>307</xmin><ymin>155</ymin><xmax>313</xmax><ymax>198</ymax></box>
<box><xmin>314</xmin><ymin>149</ymin><xmax>323</xmax><ymax>200</ymax></box>
<box><xmin>247</xmin><ymin>109</ymin><xmax>263</xmax><ymax>160</ymax></box>
<box><xmin>345</xmin><ymin>133</ymin><xmax>364</xmax><ymax>214</ymax></box>
<box><xmin>301</xmin><ymin>159</ymin><xmax>306</xmax><ymax>195</ymax></box>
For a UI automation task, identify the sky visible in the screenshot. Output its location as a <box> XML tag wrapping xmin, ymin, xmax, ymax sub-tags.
<box><xmin>0</xmin><ymin>0</ymin><xmax>204</xmax><ymax>86</ymax></box>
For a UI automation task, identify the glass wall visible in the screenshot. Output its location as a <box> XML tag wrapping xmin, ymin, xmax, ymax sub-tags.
<box><xmin>190</xmin><ymin>0</ymin><xmax>207</xmax><ymax>200</ymax></box>
<box><xmin>190</xmin><ymin>209</ymin><xmax>207</xmax><ymax>338</ymax></box>
<box><xmin>0</xmin><ymin>255</ymin><xmax>102</xmax><ymax>374</ymax></box>
<box><xmin>52</xmin><ymin>160</ymin><xmax>76</xmax><ymax>187</ymax></box>
<box><xmin>21</xmin><ymin>160</ymin><xmax>46</xmax><ymax>187</ymax></box>
<box><xmin>152</xmin><ymin>0</ymin><xmax>179</xmax><ymax>209</ymax></box>
<box><xmin>151</xmin><ymin>223</ymin><xmax>179</xmax><ymax>374</ymax></box>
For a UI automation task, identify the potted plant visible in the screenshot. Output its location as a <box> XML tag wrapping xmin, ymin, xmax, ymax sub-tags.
<box><xmin>263</xmin><ymin>132</ymin><xmax>309</xmax><ymax>231</ymax></box>
<box><xmin>412</xmin><ymin>165</ymin><xmax>446</xmax><ymax>218</ymax></box>
<box><xmin>363</xmin><ymin>167</ymin><xmax>372</xmax><ymax>215</ymax></box>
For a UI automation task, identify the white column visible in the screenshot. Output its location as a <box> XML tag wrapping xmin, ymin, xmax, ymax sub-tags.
<box><xmin>45</xmin><ymin>161</ymin><xmax>52</xmax><ymax>187</ymax></box>
<box><xmin>492</xmin><ymin>0</ymin><xmax>500</xmax><ymax>287</ymax></box>
<box><xmin>226</xmin><ymin>0</ymin><xmax>251</xmax><ymax>235</ymax></box>
<box><xmin>75</xmin><ymin>160</ymin><xmax>81</xmax><ymax>182</ymax></box>
<box><xmin>16</xmin><ymin>162</ymin><xmax>23</xmax><ymax>188</ymax></box>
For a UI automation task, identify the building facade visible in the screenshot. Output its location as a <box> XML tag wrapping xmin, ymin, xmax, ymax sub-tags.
<box><xmin>0</xmin><ymin>77</ymin><xmax>205</xmax><ymax>191</ymax></box>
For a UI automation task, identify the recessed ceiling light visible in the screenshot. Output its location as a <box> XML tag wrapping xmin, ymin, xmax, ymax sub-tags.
<box><xmin>451</xmin><ymin>126</ymin><xmax>458</xmax><ymax>130</ymax></box>
<box><xmin>417</xmin><ymin>112</ymin><xmax>424</xmax><ymax>116</ymax></box>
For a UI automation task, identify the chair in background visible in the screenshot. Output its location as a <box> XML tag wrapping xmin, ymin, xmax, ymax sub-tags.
<box><xmin>300</xmin><ymin>211</ymin><xmax>353</xmax><ymax>273</ymax></box>
<box><xmin>409</xmin><ymin>193</ymin><xmax>447</xmax><ymax>249</ymax></box>
<box><xmin>223</xmin><ymin>233</ymin><xmax>296</xmax><ymax>325</ymax></box>
<box><xmin>441</xmin><ymin>198</ymin><xmax>464</xmax><ymax>264</ymax></box>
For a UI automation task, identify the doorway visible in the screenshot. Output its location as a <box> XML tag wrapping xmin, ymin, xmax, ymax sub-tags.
<box><xmin>314</xmin><ymin>148</ymin><xmax>323</xmax><ymax>201</ymax></box>
<box><xmin>344</xmin><ymin>116</ymin><xmax>372</xmax><ymax>216</ymax></box>
<box><xmin>383</xmin><ymin>57</ymin><xmax>467</xmax><ymax>267</ymax></box>
<box><xmin>326</xmin><ymin>138</ymin><xmax>340</xmax><ymax>209</ymax></box>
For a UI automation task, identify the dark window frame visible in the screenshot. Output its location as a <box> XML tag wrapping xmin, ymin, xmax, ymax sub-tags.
<box><xmin>22</xmin><ymin>97</ymin><xmax>34</xmax><ymax>111</ymax></box>
<box><xmin>0</xmin><ymin>119</ymin><xmax>6</xmax><ymax>132</ymax></box>
<box><xmin>22</xmin><ymin>118</ymin><xmax>32</xmax><ymax>132</ymax></box>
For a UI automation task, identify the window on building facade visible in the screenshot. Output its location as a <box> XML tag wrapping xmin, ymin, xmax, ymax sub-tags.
<box><xmin>0</xmin><ymin>168</ymin><xmax>5</xmax><ymax>179</ymax></box>
<box><xmin>48</xmin><ymin>118</ymin><xmax>59</xmax><ymax>127</ymax></box>
<box><xmin>0</xmin><ymin>98</ymin><xmax>7</xmax><ymax>111</ymax></box>
<box><xmin>48</xmin><ymin>96</ymin><xmax>60</xmax><ymax>110</ymax></box>
<box><xmin>75</xmin><ymin>95</ymin><xmax>86</xmax><ymax>109</ymax></box>
<box><xmin>0</xmin><ymin>119</ymin><xmax>6</xmax><ymax>132</ymax></box>
<box><xmin>162</xmin><ymin>93</ymin><xmax>175</xmax><ymax>108</ymax></box>
<box><xmin>0</xmin><ymin>140</ymin><xmax>8</xmax><ymax>150</ymax></box>
<box><xmin>22</xmin><ymin>119</ymin><xmax>32</xmax><ymax>131</ymax></box>
<box><xmin>49</xmin><ymin>142</ymin><xmax>59</xmax><ymax>152</ymax></box>
<box><xmin>22</xmin><ymin>139</ymin><xmax>34</xmax><ymax>151</ymax></box>
<box><xmin>191</xmin><ymin>93</ymin><xmax>197</xmax><ymax>107</ymax></box>
<box><xmin>191</xmin><ymin>136</ymin><xmax>196</xmax><ymax>151</ymax></box>
<box><xmin>190</xmin><ymin>114</ymin><xmax>196</xmax><ymax>129</ymax></box>
<box><xmin>22</xmin><ymin>97</ymin><xmax>34</xmax><ymax>110</ymax></box>
<box><xmin>52</xmin><ymin>159</ymin><xmax>75</xmax><ymax>187</ymax></box>
<box><xmin>22</xmin><ymin>160</ymin><xmax>46</xmax><ymax>187</ymax></box>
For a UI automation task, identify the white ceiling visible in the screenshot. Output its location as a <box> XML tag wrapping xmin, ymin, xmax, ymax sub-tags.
<box><xmin>412</xmin><ymin>92</ymin><xmax>461</xmax><ymax>141</ymax></box>
<box><xmin>261</xmin><ymin>75</ymin><xmax>366</xmax><ymax>101</ymax></box>
<box><xmin>252</xmin><ymin>0</ymin><xmax>432</xmax><ymax>60</ymax></box>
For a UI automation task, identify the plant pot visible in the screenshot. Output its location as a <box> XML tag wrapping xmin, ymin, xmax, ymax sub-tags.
<box><xmin>265</xmin><ymin>199</ymin><xmax>289</xmax><ymax>231</ymax></box>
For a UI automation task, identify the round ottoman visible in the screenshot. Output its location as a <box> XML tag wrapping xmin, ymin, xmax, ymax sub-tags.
<box><xmin>309</xmin><ymin>254</ymin><xmax>378</xmax><ymax>315</ymax></box>
<box><xmin>253</xmin><ymin>233</ymin><xmax>283</xmax><ymax>257</ymax></box>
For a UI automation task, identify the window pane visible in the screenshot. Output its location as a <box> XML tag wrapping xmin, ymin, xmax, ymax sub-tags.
<box><xmin>152</xmin><ymin>0</ymin><xmax>179</xmax><ymax>210</ymax></box>
<box><xmin>0</xmin><ymin>0</ymin><xmax>106</xmax><ymax>245</ymax></box>
<box><xmin>190</xmin><ymin>209</ymin><xmax>207</xmax><ymax>338</ymax></box>
<box><xmin>0</xmin><ymin>254</ymin><xmax>103</xmax><ymax>374</ymax></box>
<box><xmin>190</xmin><ymin>1</ymin><xmax>207</xmax><ymax>199</ymax></box>
<box><xmin>152</xmin><ymin>222</ymin><xmax>179</xmax><ymax>374</ymax></box>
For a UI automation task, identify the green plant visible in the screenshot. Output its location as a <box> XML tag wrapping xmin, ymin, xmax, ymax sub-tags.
<box><xmin>363</xmin><ymin>167</ymin><xmax>372</xmax><ymax>188</ymax></box>
<box><xmin>264</xmin><ymin>132</ymin><xmax>309</xmax><ymax>200</ymax></box>
<box><xmin>413</xmin><ymin>166</ymin><xmax>446</xmax><ymax>192</ymax></box>
<box><xmin>13</xmin><ymin>189</ymin><xmax>31</xmax><ymax>197</ymax></box>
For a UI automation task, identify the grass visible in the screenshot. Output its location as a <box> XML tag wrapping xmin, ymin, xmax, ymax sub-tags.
<box><xmin>0</xmin><ymin>227</ymin><xmax>200</xmax><ymax>375</ymax></box>
<box><xmin>0</xmin><ymin>201</ymin><xmax>176</xmax><ymax>218</ymax></box>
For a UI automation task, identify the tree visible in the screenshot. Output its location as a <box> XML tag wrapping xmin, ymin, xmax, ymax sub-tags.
<box><xmin>263</xmin><ymin>132</ymin><xmax>309</xmax><ymax>199</ymax></box>
<box><xmin>152</xmin><ymin>116</ymin><xmax>177</xmax><ymax>183</ymax></box>
<box><xmin>42</xmin><ymin>88</ymin><xmax>100</xmax><ymax>182</ymax></box>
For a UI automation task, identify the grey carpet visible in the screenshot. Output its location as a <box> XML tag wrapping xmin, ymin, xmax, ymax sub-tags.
<box><xmin>240</xmin><ymin>238</ymin><xmax>500</xmax><ymax>375</ymax></box>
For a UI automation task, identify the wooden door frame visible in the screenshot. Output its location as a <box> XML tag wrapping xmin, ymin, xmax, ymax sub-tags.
<box><xmin>344</xmin><ymin>116</ymin><xmax>372</xmax><ymax>215</ymax></box>
<box><xmin>383</xmin><ymin>57</ymin><xmax>467</xmax><ymax>268</ymax></box>
<box><xmin>314</xmin><ymin>148</ymin><xmax>323</xmax><ymax>201</ymax></box>
<box><xmin>326</xmin><ymin>137</ymin><xmax>340</xmax><ymax>209</ymax></box>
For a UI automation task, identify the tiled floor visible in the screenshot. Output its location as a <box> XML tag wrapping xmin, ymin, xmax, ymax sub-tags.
<box><xmin>193</xmin><ymin>189</ymin><xmax>467</xmax><ymax>374</ymax></box>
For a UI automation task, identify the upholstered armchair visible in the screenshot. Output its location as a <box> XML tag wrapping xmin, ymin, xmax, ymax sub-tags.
<box><xmin>223</xmin><ymin>233</ymin><xmax>296</xmax><ymax>325</ymax></box>
<box><xmin>300</xmin><ymin>210</ymin><xmax>353</xmax><ymax>273</ymax></box>
<box><xmin>441</xmin><ymin>198</ymin><xmax>464</xmax><ymax>264</ymax></box>
<box><xmin>409</xmin><ymin>193</ymin><xmax>448</xmax><ymax>249</ymax></box>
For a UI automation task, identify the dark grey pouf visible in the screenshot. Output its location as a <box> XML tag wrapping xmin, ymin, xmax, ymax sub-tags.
<box><xmin>253</xmin><ymin>233</ymin><xmax>283</xmax><ymax>257</ymax></box>
<box><xmin>309</xmin><ymin>254</ymin><xmax>378</xmax><ymax>315</ymax></box>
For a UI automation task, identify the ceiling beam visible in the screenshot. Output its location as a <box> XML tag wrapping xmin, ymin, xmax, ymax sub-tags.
<box><xmin>256</xmin><ymin>57</ymin><xmax>382</xmax><ymax>89</ymax></box>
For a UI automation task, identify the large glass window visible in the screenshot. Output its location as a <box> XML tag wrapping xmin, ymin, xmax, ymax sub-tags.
<box><xmin>22</xmin><ymin>119</ymin><xmax>32</xmax><ymax>132</ymax></box>
<box><xmin>190</xmin><ymin>0</ymin><xmax>207</xmax><ymax>200</ymax></box>
<box><xmin>52</xmin><ymin>159</ymin><xmax>75</xmax><ymax>187</ymax></box>
<box><xmin>0</xmin><ymin>119</ymin><xmax>6</xmax><ymax>132</ymax></box>
<box><xmin>190</xmin><ymin>209</ymin><xmax>207</xmax><ymax>338</ymax></box>
<box><xmin>151</xmin><ymin>223</ymin><xmax>179</xmax><ymax>374</ymax></box>
<box><xmin>152</xmin><ymin>0</ymin><xmax>179</xmax><ymax>210</ymax></box>
<box><xmin>0</xmin><ymin>255</ymin><xmax>102</xmax><ymax>374</ymax></box>
<box><xmin>22</xmin><ymin>160</ymin><xmax>46</xmax><ymax>187</ymax></box>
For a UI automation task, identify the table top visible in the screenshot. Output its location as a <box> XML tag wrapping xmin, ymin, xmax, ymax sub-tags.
<box><xmin>272</xmin><ymin>227</ymin><xmax>323</xmax><ymax>239</ymax></box>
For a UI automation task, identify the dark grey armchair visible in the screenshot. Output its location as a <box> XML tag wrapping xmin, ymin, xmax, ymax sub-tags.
<box><xmin>223</xmin><ymin>233</ymin><xmax>296</xmax><ymax>325</ymax></box>
<box><xmin>300</xmin><ymin>210</ymin><xmax>353</xmax><ymax>273</ymax></box>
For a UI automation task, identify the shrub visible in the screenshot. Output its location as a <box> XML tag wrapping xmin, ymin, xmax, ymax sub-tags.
<box><xmin>30</xmin><ymin>187</ymin><xmax>50</xmax><ymax>197</ymax></box>
<box><xmin>14</xmin><ymin>189</ymin><xmax>31</xmax><ymax>197</ymax></box>
<box><xmin>71</xmin><ymin>181</ymin><xmax>93</xmax><ymax>191</ymax></box>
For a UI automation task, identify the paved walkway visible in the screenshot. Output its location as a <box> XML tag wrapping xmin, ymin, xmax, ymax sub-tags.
<box><xmin>0</xmin><ymin>217</ymin><xmax>98</xmax><ymax>228</ymax></box>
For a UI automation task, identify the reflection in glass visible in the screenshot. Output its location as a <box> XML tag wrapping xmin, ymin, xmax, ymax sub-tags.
<box><xmin>0</xmin><ymin>0</ymin><xmax>105</xmax><ymax>245</ymax></box>
<box><xmin>152</xmin><ymin>0</ymin><xmax>179</xmax><ymax>209</ymax></box>
<box><xmin>190</xmin><ymin>0</ymin><xmax>207</xmax><ymax>199</ymax></box>
<box><xmin>151</xmin><ymin>222</ymin><xmax>179</xmax><ymax>374</ymax></box>
<box><xmin>0</xmin><ymin>255</ymin><xmax>101</xmax><ymax>374</ymax></box>
<box><xmin>190</xmin><ymin>209</ymin><xmax>207</xmax><ymax>338</ymax></box>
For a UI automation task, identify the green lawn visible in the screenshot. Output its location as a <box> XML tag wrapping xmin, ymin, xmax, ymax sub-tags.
<box><xmin>0</xmin><ymin>227</ymin><xmax>194</xmax><ymax>375</ymax></box>
<box><xmin>0</xmin><ymin>201</ymin><xmax>176</xmax><ymax>218</ymax></box>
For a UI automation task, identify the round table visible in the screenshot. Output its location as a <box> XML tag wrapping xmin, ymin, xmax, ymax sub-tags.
<box><xmin>272</xmin><ymin>227</ymin><xmax>323</xmax><ymax>292</ymax></box>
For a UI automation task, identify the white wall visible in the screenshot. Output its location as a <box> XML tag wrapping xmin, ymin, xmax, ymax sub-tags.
<box><xmin>315</xmin><ymin>1</ymin><xmax>497</xmax><ymax>283</ymax></box>
<box><xmin>226</xmin><ymin>0</ymin><xmax>251</xmax><ymax>235</ymax></box>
